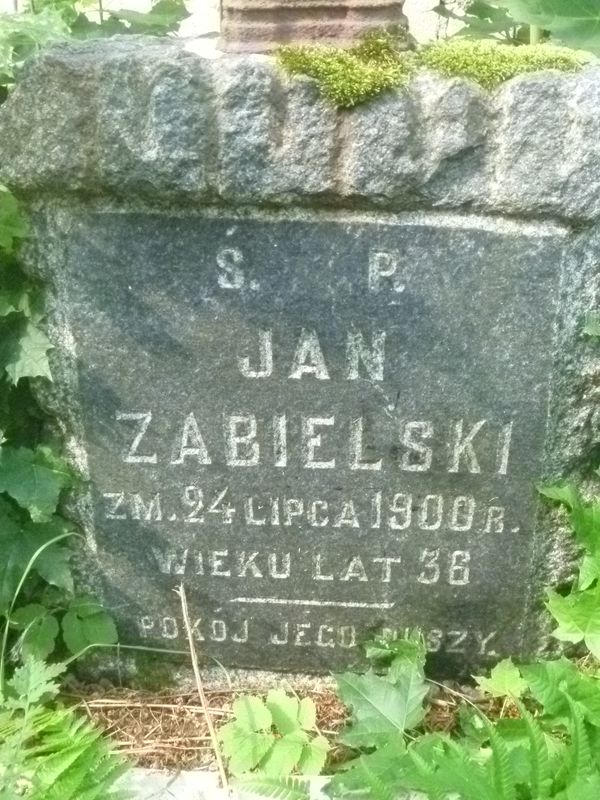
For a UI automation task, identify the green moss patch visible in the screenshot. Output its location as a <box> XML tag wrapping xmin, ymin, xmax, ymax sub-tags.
<box><xmin>278</xmin><ymin>32</ymin><xmax>417</xmax><ymax>108</ymax></box>
<box><xmin>420</xmin><ymin>39</ymin><xmax>586</xmax><ymax>90</ymax></box>
<box><xmin>277</xmin><ymin>35</ymin><xmax>587</xmax><ymax>108</ymax></box>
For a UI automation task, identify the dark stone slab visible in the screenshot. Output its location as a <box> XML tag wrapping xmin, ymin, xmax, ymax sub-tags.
<box><xmin>49</xmin><ymin>210</ymin><xmax>565</xmax><ymax>674</ymax></box>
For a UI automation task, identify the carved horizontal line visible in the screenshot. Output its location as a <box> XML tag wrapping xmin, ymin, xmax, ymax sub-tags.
<box><xmin>229</xmin><ymin>597</ymin><xmax>394</xmax><ymax>609</ymax></box>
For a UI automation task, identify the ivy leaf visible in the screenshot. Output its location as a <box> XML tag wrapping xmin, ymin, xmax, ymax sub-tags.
<box><xmin>296</xmin><ymin>734</ymin><xmax>329</xmax><ymax>776</ymax></box>
<box><xmin>0</xmin><ymin>267</ymin><xmax>40</xmax><ymax>324</ymax></box>
<box><xmin>11</xmin><ymin>603</ymin><xmax>59</xmax><ymax>660</ymax></box>
<box><xmin>579</xmin><ymin>555</ymin><xmax>600</xmax><ymax>591</ymax></box>
<box><xmin>259</xmin><ymin>730</ymin><xmax>308</xmax><ymax>777</ymax></box>
<box><xmin>539</xmin><ymin>484</ymin><xmax>600</xmax><ymax>558</ymax></box>
<box><xmin>336</xmin><ymin>662</ymin><xmax>428</xmax><ymax>749</ymax></box>
<box><xmin>0</xmin><ymin>188</ymin><xmax>28</xmax><ymax>253</ymax></box>
<box><xmin>538</xmin><ymin>483</ymin><xmax>581</xmax><ymax>510</ymax></box>
<box><xmin>62</xmin><ymin>596</ymin><xmax>118</xmax><ymax>655</ymax></box>
<box><xmin>0</xmin><ymin>505</ymin><xmax>31</xmax><ymax>611</ymax></box>
<box><xmin>2</xmin><ymin>319</ymin><xmax>52</xmax><ymax>385</ymax></box>
<box><xmin>22</xmin><ymin>518</ymin><xmax>74</xmax><ymax>593</ymax></box>
<box><xmin>474</xmin><ymin>658</ymin><xmax>527</xmax><ymax>699</ymax></box>
<box><xmin>547</xmin><ymin>588</ymin><xmax>600</xmax><ymax>658</ymax></box>
<box><xmin>0</xmin><ymin>445</ymin><xmax>73</xmax><ymax>521</ymax></box>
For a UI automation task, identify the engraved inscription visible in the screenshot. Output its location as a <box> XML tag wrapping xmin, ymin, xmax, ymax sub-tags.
<box><xmin>60</xmin><ymin>214</ymin><xmax>562</xmax><ymax>672</ymax></box>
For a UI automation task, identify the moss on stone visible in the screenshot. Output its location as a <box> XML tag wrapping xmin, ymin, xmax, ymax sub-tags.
<box><xmin>277</xmin><ymin>34</ymin><xmax>587</xmax><ymax>108</ymax></box>
<box><xmin>278</xmin><ymin>31</ymin><xmax>417</xmax><ymax>108</ymax></box>
<box><xmin>419</xmin><ymin>40</ymin><xmax>586</xmax><ymax>90</ymax></box>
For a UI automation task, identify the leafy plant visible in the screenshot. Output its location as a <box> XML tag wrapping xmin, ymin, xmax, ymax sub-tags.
<box><xmin>0</xmin><ymin>7</ymin><xmax>70</xmax><ymax>90</ymax></box>
<box><xmin>433</xmin><ymin>1</ymin><xmax>533</xmax><ymax>45</ymax></box>
<box><xmin>0</xmin><ymin>656</ymin><xmax>128</xmax><ymax>798</ymax></box>
<box><xmin>499</xmin><ymin>1</ymin><xmax>600</xmax><ymax>53</ymax></box>
<box><xmin>0</xmin><ymin>0</ymin><xmax>190</xmax><ymax>99</ymax></box>
<box><xmin>474</xmin><ymin>656</ymin><xmax>528</xmax><ymax>698</ymax></box>
<box><xmin>218</xmin><ymin>691</ymin><xmax>329</xmax><ymax>781</ymax></box>
<box><xmin>0</xmin><ymin>188</ymin><xmax>118</xmax><ymax>673</ymax></box>
<box><xmin>539</xmin><ymin>483</ymin><xmax>600</xmax><ymax>658</ymax></box>
<box><xmin>435</xmin><ymin>1</ymin><xmax>600</xmax><ymax>54</ymax></box>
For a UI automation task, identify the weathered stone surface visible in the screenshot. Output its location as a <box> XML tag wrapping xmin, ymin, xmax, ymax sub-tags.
<box><xmin>411</xmin><ymin>72</ymin><xmax>490</xmax><ymax>208</ymax></box>
<box><xmin>4</xmin><ymin>39</ymin><xmax>600</xmax><ymax>219</ymax></box>
<box><xmin>31</xmin><ymin>207</ymin><xmax>569</xmax><ymax>674</ymax></box>
<box><xmin>220</xmin><ymin>0</ymin><xmax>410</xmax><ymax>53</ymax></box>
<box><xmin>1</xmin><ymin>39</ymin><xmax>599</xmax><ymax>676</ymax></box>
<box><xmin>0</xmin><ymin>38</ymin><xmax>215</xmax><ymax>200</ymax></box>
<box><xmin>214</xmin><ymin>56</ymin><xmax>338</xmax><ymax>199</ymax></box>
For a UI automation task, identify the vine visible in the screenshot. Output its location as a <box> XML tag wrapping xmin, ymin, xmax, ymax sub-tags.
<box><xmin>0</xmin><ymin>0</ymin><xmax>191</xmax><ymax>676</ymax></box>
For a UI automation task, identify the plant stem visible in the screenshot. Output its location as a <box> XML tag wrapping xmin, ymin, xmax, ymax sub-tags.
<box><xmin>176</xmin><ymin>583</ymin><xmax>229</xmax><ymax>792</ymax></box>
<box><xmin>0</xmin><ymin>531</ymin><xmax>76</xmax><ymax>693</ymax></box>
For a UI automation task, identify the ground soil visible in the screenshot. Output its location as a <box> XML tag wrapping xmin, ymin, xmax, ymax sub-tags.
<box><xmin>66</xmin><ymin>681</ymin><xmax>504</xmax><ymax>772</ymax></box>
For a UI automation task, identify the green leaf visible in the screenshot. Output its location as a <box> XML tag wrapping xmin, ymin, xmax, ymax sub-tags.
<box><xmin>297</xmin><ymin>697</ymin><xmax>316</xmax><ymax>731</ymax></box>
<box><xmin>567</xmin><ymin>774</ymin><xmax>600</xmax><ymax>800</ymax></box>
<box><xmin>108</xmin><ymin>0</ymin><xmax>190</xmax><ymax>35</ymax></box>
<box><xmin>521</xmin><ymin>657</ymin><xmax>600</xmax><ymax>727</ymax></box>
<box><xmin>514</xmin><ymin>700</ymin><xmax>552</xmax><ymax>799</ymax></box>
<box><xmin>538</xmin><ymin>483</ymin><xmax>581</xmax><ymax>510</ymax></box>
<box><xmin>266</xmin><ymin>689</ymin><xmax>302</xmax><ymax>735</ymax></box>
<box><xmin>579</xmin><ymin>554</ymin><xmax>600</xmax><ymax>591</ymax></box>
<box><xmin>487</xmin><ymin>722</ymin><xmax>517</xmax><ymax>800</ymax></box>
<box><xmin>233</xmin><ymin>695</ymin><xmax>273</xmax><ymax>731</ymax></box>
<box><xmin>0</xmin><ymin>503</ymin><xmax>30</xmax><ymax>610</ymax></box>
<box><xmin>296</xmin><ymin>734</ymin><xmax>329</xmax><ymax>776</ymax></box>
<box><xmin>539</xmin><ymin>484</ymin><xmax>600</xmax><ymax>557</ymax></box>
<box><xmin>24</xmin><ymin>526</ymin><xmax>74</xmax><ymax>593</ymax></box>
<box><xmin>218</xmin><ymin>721</ymin><xmax>274</xmax><ymax>776</ymax></box>
<box><xmin>565</xmin><ymin>694</ymin><xmax>593</xmax><ymax>782</ymax></box>
<box><xmin>0</xmin><ymin>260</ymin><xmax>42</xmax><ymax>321</ymax></box>
<box><xmin>328</xmin><ymin>737</ymin><xmax>410</xmax><ymax>799</ymax></box>
<box><xmin>6</xmin><ymin>657</ymin><xmax>65</xmax><ymax>705</ymax></box>
<box><xmin>236</xmin><ymin>775</ymin><xmax>311</xmax><ymax>800</ymax></box>
<box><xmin>336</xmin><ymin>662</ymin><xmax>427</xmax><ymax>749</ymax></box>
<box><xmin>501</xmin><ymin>0</ymin><xmax>600</xmax><ymax>53</ymax></box>
<box><xmin>0</xmin><ymin>445</ymin><xmax>72</xmax><ymax>521</ymax></box>
<box><xmin>11</xmin><ymin>603</ymin><xmax>59</xmax><ymax>660</ymax></box>
<box><xmin>547</xmin><ymin>587</ymin><xmax>600</xmax><ymax>658</ymax></box>
<box><xmin>259</xmin><ymin>730</ymin><xmax>308</xmax><ymax>777</ymax></box>
<box><xmin>0</xmin><ymin>187</ymin><xmax>28</xmax><ymax>253</ymax></box>
<box><xmin>521</xmin><ymin>658</ymin><xmax>573</xmax><ymax>715</ymax></box>
<box><xmin>2</xmin><ymin>319</ymin><xmax>52</xmax><ymax>384</ymax></box>
<box><xmin>583</xmin><ymin>312</ymin><xmax>600</xmax><ymax>337</ymax></box>
<box><xmin>474</xmin><ymin>658</ymin><xmax>527</xmax><ymax>698</ymax></box>
<box><xmin>62</xmin><ymin>596</ymin><xmax>118</xmax><ymax>655</ymax></box>
<box><xmin>364</xmin><ymin>630</ymin><xmax>427</xmax><ymax>670</ymax></box>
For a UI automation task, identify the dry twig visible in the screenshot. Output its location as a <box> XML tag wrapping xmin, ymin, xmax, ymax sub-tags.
<box><xmin>175</xmin><ymin>583</ymin><xmax>229</xmax><ymax>791</ymax></box>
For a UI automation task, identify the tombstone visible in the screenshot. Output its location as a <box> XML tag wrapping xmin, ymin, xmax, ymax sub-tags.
<box><xmin>220</xmin><ymin>0</ymin><xmax>410</xmax><ymax>52</ymax></box>
<box><xmin>0</xmin><ymin>38</ymin><xmax>598</xmax><ymax>677</ymax></box>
